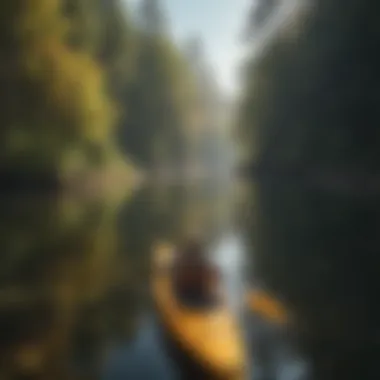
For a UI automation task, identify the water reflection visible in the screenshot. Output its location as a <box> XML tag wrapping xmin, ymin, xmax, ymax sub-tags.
<box><xmin>246</xmin><ymin>177</ymin><xmax>380</xmax><ymax>379</ymax></box>
<box><xmin>0</xmin><ymin>194</ymin><xmax>126</xmax><ymax>379</ymax></box>
<box><xmin>0</xmin><ymin>181</ymin><xmax>308</xmax><ymax>380</ymax></box>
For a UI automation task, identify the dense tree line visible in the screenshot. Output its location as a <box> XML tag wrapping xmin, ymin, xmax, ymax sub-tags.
<box><xmin>239</xmin><ymin>0</ymin><xmax>380</xmax><ymax>378</ymax></box>
<box><xmin>0</xmin><ymin>0</ymin><xmax>199</xmax><ymax>187</ymax></box>
<box><xmin>0</xmin><ymin>0</ymin><xmax>117</xmax><ymax>185</ymax></box>
<box><xmin>120</xmin><ymin>32</ymin><xmax>195</xmax><ymax>169</ymax></box>
<box><xmin>0</xmin><ymin>194</ymin><xmax>129</xmax><ymax>379</ymax></box>
<box><xmin>66</xmin><ymin>0</ymin><xmax>198</xmax><ymax>172</ymax></box>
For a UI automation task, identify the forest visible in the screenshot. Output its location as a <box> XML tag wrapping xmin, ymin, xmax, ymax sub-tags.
<box><xmin>1</xmin><ymin>0</ymin><xmax>380</xmax><ymax>379</ymax></box>
<box><xmin>239</xmin><ymin>0</ymin><xmax>380</xmax><ymax>378</ymax></box>
<box><xmin>0</xmin><ymin>0</ymin><xmax>223</xmax><ymax>192</ymax></box>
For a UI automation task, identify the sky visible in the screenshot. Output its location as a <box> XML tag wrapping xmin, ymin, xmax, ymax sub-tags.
<box><xmin>128</xmin><ymin>0</ymin><xmax>250</xmax><ymax>96</ymax></box>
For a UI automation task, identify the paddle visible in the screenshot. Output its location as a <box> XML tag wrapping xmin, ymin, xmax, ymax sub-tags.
<box><xmin>246</xmin><ymin>289</ymin><xmax>288</xmax><ymax>325</ymax></box>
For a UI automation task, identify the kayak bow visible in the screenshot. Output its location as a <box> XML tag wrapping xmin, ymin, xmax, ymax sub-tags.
<box><xmin>152</xmin><ymin>243</ymin><xmax>247</xmax><ymax>379</ymax></box>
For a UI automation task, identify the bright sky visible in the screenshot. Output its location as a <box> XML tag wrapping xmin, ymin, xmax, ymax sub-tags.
<box><xmin>128</xmin><ymin>0</ymin><xmax>250</xmax><ymax>96</ymax></box>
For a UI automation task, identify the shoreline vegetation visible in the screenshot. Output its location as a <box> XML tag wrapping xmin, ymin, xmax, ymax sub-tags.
<box><xmin>0</xmin><ymin>159</ymin><xmax>144</xmax><ymax>199</ymax></box>
<box><xmin>63</xmin><ymin>160</ymin><xmax>145</xmax><ymax>200</ymax></box>
<box><xmin>1</xmin><ymin>0</ymin><xmax>209</xmax><ymax>199</ymax></box>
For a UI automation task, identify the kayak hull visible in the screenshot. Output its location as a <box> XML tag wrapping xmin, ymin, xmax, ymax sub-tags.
<box><xmin>157</xmin><ymin>315</ymin><xmax>228</xmax><ymax>380</ymax></box>
<box><xmin>151</xmin><ymin>243</ymin><xmax>246</xmax><ymax>380</ymax></box>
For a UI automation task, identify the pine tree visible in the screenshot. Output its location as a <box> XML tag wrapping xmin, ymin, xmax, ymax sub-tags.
<box><xmin>120</xmin><ymin>0</ymin><xmax>195</xmax><ymax>169</ymax></box>
<box><xmin>138</xmin><ymin>0</ymin><xmax>167</xmax><ymax>36</ymax></box>
<box><xmin>239</xmin><ymin>1</ymin><xmax>380</xmax><ymax>378</ymax></box>
<box><xmin>0</xmin><ymin>0</ymin><xmax>115</xmax><ymax>177</ymax></box>
<box><xmin>64</xmin><ymin>0</ymin><xmax>137</xmax><ymax>98</ymax></box>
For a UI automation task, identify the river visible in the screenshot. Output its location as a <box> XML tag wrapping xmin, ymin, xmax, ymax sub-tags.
<box><xmin>0</xmin><ymin>180</ymin><xmax>309</xmax><ymax>380</ymax></box>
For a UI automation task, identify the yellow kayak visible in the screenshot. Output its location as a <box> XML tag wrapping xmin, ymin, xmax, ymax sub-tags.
<box><xmin>246</xmin><ymin>289</ymin><xmax>288</xmax><ymax>325</ymax></box>
<box><xmin>151</xmin><ymin>243</ymin><xmax>247</xmax><ymax>380</ymax></box>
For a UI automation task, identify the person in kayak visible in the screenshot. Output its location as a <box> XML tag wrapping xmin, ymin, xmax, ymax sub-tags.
<box><xmin>172</xmin><ymin>239</ymin><xmax>222</xmax><ymax>308</ymax></box>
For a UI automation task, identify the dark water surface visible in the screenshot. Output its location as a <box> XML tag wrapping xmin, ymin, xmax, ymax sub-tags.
<box><xmin>0</xmin><ymin>181</ymin><xmax>308</xmax><ymax>379</ymax></box>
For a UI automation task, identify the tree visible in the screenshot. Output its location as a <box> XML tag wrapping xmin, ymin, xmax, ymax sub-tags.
<box><xmin>64</xmin><ymin>0</ymin><xmax>137</xmax><ymax>98</ymax></box>
<box><xmin>0</xmin><ymin>0</ymin><xmax>116</xmax><ymax>179</ymax></box>
<box><xmin>119</xmin><ymin>0</ymin><xmax>196</xmax><ymax>169</ymax></box>
<box><xmin>137</xmin><ymin>0</ymin><xmax>168</xmax><ymax>36</ymax></box>
<box><xmin>182</xmin><ymin>36</ymin><xmax>225</xmax><ymax>175</ymax></box>
<box><xmin>239</xmin><ymin>0</ymin><xmax>380</xmax><ymax>378</ymax></box>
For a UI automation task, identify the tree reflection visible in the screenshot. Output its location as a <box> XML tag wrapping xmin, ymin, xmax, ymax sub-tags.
<box><xmin>0</xmin><ymin>182</ymin><xmax>242</xmax><ymax>379</ymax></box>
<box><xmin>0</xmin><ymin>194</ymin><xmax>138</xmax><ymax>380</ymax></box>
<box><xmin>248</xmin><ymin>179</ymin><xmax>380</xmax><ymax>379</ymax></box>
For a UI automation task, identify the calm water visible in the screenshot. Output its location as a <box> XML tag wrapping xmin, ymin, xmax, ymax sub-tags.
<box><xmin>0</xmin><ymin>181</ymin><xmax>308</xmax><ymax>380</ymax></box>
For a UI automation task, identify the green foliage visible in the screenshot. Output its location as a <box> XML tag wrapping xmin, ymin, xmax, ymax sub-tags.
<box><xmin>0</xmin><ymin>0</ymin><xmax>199</xmax><ymax>182</ymax></box>
<box><xmin>119</xmin><ymin>21</ymin><xmax>197</xmax><ymax>168</ymax></box>
<box><xmin>0</xmin><ymin>0</ymin><xmax>117</xmax><ymax>178</ymax></box>
<box><xmin>65</xmin><ymin>0</ymin><xmax>137</xmax><ymax>97</ymax></box>
<box><xmin>62</xmin><ymin>0</ymin><xmax>196</xmax><ymax>171</ymax></box>
<box><xmin>240</xmin><ymin>0</ymin><xmax>380</xmax><ymax>377</ymax></box>
<box><xmin>137</xmin><ymin>0</ymin><xmax>168</xmax><ymax>36</ymax></box>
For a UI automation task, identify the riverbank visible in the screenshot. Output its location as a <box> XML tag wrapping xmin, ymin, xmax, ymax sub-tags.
<box><xmin>0</xmin><ymin>157</ymin><xmax>145</xmax><ymax>200</ymax></box>
<box><xmin>63</xmin><ymin>159</ymin><xmax>145</xmax><ymax>201</ymax></box>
